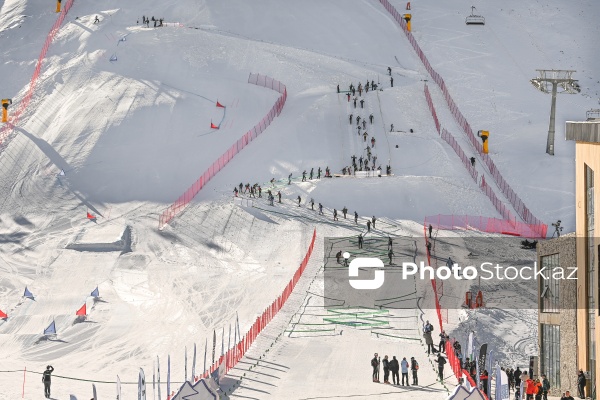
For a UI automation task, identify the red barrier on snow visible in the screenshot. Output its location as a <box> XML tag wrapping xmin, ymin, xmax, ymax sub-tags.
<box><xmin>423</xmin><ymin>85</ymin><xmax>546</xmax><ymax>238</ymax></box>
<box><xmin>425</xmin><ymin>213</ymin><xmax>546</xmax><ymax>239</ymax></box>
<box><xmin>158</xmin><ymin>73</ymin><xmax>287</xmax><ymax>229</ymax></box>
<box><xmin>0</xmin><ymin>0</ymin><xmax>75</xmax><ymax>149</ymax></box>
<box><xmin>196</xmin><ymin>228</ymin><xmax>316</xmax><ymax>381</ymax></box>
<box><xmin>381</xmin><ymin>0</ymin><xmax>546</xmax><ymax>238</ymax></box>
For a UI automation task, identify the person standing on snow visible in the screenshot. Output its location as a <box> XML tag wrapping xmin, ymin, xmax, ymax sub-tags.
<box><xmin>366</xmin><ymin>220</ymin><xmax>371</xmax><ymax>232</ymax></box>
<box><xmin>360</xmin><ymin>99</ymin><xmax>364</xmax><ymax>108</ymax></box>
<box><xmin>333</xmin><ymin>209</ymin><xmax>338</xmax><ymax>221</ymax></box>
<box><xmin>382</xmin><ymin>355</ymin><xmax>390</xmax><ymax>384</ymax></box>
<box><xmin>336</xmin><ymin>250</ymin><xmax>342</xmax><ymax>263</ymax></box>
<box><xmin>43</xmin><ymin>365</ymin><xmax>54</xmax><ymax>398</ymax></box>
<box><xmin>411</xmin><ymin>357</ymin><xmax>419</xmax><ymax>385</ymax></box>
<box><xmin>358</xmin><ymin>234</ymin><xmax>363</xmax><ymax>249</ymax></box>
<box><xmin>297</xmin><ymin>195</ymin><xmax>301</xmax><ymax>207</ymax></box>
<box><xmin>387</xmin><ymin>66</ymin><xmax>392</xmax><ymax>75</ymax></box>
<box><xmin>388</xmin><ymin>248</ymin><xmax>394</xmax><ymax>265</ymax></box>
<box><xmin>369</xmin><ymin>114</ymin><xmax>374</xmax><ymax>124</ymax></box>
<box><xmin>401</xmin><ymin>357</ymin><xmax>410</xmax><ymax>386</ymax></box>
<box><xmin>342</xmin><ymin>207</ymin><xmax>348</xmax><ymax>219</ymax></box>
<box><xmin>371</xmin><ymin>354</ymin><xmax>380</xmax><ymax>383</ymax></box>
<box><xmin>437</xmin><ymin>354</ymin><xmax>446</xmax><ymax>381</ymax></box>
<box><xmin>302</xmin><ymin>170</ymin><xmax>307</xmax><ymax>182</ymax></box>
<box><xmin>354</xmin><ymin>211</ymin><xmax>359</xmax><ymax>224</ymax></box>
<box><xmin>390</xmin><ymin>76</ymin><xmax>394</xmax><ymax>87</ymax></box>
<box><xmin>310</xmin><ymin>168</ymin><xmax>314</xmax><ymax>180</ymax></box>
<box><xmin>372</xmin><ymin>216</ymin><xmax>377</xmax><ymax>229</ymax></box>
<box><xmin>389</xmin><ymin>356</ymin><xmax>400</xmax><ymax>385</ymax></box>
<box><xmin>362</xmin><ymin>119</ymin><xmax>366</xmax><ymax>129</ymax></box>
<box><xmin>349</xmin><ymin>114</ymin><xmax>353</xmax><ymax>124</ymax></box>
<box><xmin>319</xmin><ymin>203</ymin><xmax>324</xmax><ymax>215</ymax></box>
<box><xmin>277</xmin><ymin>191</ymin><xmax>282</xmax><ymax>203</ymax></box>
<box><xmin>310</xmin><ymin>198</ymin><xmax>315</xmax><ymax>210</ymax></box>
<box><xmin>288</xmin><ymin>173</ymin><xmax>292</xmax><ymax>185</ymax></box>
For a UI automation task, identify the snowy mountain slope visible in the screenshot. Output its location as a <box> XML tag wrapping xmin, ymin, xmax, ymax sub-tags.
<box><xmin>0</xmin><ymin>0</ymin><xmax>596</xmax><ymax>398</ymax></box>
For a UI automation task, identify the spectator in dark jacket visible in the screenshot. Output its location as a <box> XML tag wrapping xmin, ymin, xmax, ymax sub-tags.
<box><xmin>561</xmin><ymin>390</ymin><xmax>575</xmax><ymax>400</ymax></box>
<box><xmin>382</xmin><ymin>355</ymin><xmax>390</xmax><ymax>384</ymax></box>
<box><xmin>577</xmin><ymin>370</ymin><xmax>586</xmax><ymax>399</ymax></box>
<box><xmin>389</xmin><ymin>356</ymin><xmax>400</xmax><ymax>385</ymax></box>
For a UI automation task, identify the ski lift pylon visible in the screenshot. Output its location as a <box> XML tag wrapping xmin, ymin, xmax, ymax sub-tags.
<box><xmin>466</xmin><ymin>6</ymin><xmax>485</xmax><ymax>25</ymax></box>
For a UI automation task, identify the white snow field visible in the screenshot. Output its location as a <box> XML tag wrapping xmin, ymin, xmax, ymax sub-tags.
<box><xmin>0</xmin><ymin>0</ymin><xmax>598</xmax><ymax>398</ymax></box>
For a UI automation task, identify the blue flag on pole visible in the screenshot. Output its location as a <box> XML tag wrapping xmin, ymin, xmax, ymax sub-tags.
<box><xmin>44</xmin><ymin>320</ymin><xmax>56</xmax><ymax>335</ymax></box>
<box><xmin>91</xmin><ymin>286</ymin><xmax>99</xmax><ymax>298</ymax></box>
<box><xmin>24</xmin><ymin>287</ymin><xmax>34</xmax><ymax>299</ymax></box>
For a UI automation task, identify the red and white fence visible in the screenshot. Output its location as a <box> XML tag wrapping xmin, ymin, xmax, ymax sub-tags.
<box><xmin>0</xmin><ymin>0</ymin><xmax>76</xmax><ymax>150</ymax></box>
<box><xmin>158</xmin><ymin>73</ymin><xmax>287</xmax><ymax>229</ymax></box>
<box><xmin>381</xmin><ymin>0</ymin><xmax>546</xmax><ymax>238</ymax></box>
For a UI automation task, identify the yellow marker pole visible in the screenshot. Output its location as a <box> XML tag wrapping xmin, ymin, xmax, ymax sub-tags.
<box><xmin>1</xmin><ymin>99</ymin><xmax>11</xmax><ymax>123</ymax></box>
<box><xmin>481</xmin><ymin>130</ymin><xmax>489</xmax><ymax>154</ymax></box>
<box><xmin>404</xmin><ymin>14</ymin><xmax>412</xmax><ymax>32</ymax></box>
<box><xmin>56</xmin><ymin>0</ymin><xmax>61</xmax><ymax>13</ymax></box>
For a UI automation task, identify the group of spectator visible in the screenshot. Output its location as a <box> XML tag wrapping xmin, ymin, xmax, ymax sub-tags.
<box><xmin>371</xmin><ymin>353</ymin><xmax>420</xmax><ymax>386</ymax></box>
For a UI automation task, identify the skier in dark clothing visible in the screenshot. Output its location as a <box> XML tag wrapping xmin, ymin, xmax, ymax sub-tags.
<box><xmin>310</xmin><ymin>198</ymin><xmax>315</xmax><ymax>210</ymax></box>
<box><xmin>239</xmin><ymin>183</ymin><xmax>243</xmax><ymax>192</ymax></box>
<box><xmin>514</xmin><ymin>367</ymin><xmax>522</xmax><ymax>390</ymax></box>
<box><xmin>233</xmin><ymin>187</ymin><xmax>238</xmax><ymax>197</ymax></box>
<box><xmin>351</xmin><ymin>155</ymin><xmax>356</xmax><ymax>164</ymax></box>
<box><xmin>277</xmin><ymin>191</ymin><xmax>282</xmax><ymax>203</ymax></box>
<box><xmin>349</xmin><ymin>114</ymin><xmax>353</xmax><ymax>124</ymax></box>
<box><xmin>362</xmin><ymin>119</ymin><xmax>366</xmax><ymax>129</ymax></box>
<box><xmin>366</xmin><ymin>220</ymin><xmax>371</xmax><ymax>232</ymax></box>
<box><xmin>319</xmin><ymin>203</ymin><xmax>323</xmax><ymax>215</ymax></box>
<box><xmin>388</xmin><ymin>236</ymin><xmax>393</xmax><ymax>250</ymax></box>
<box><xmin>369</xmin><ymin>114</ymin><xmax>374</xmax><ymax>124</ymax></box>
<box><xmin>470</xmin><ymin>157</ymin><xmax>476</xmax><ymax>167</ymax></box>
<box><xmin>297</xmin><ymin>195</ymin><xmax>301</xmax><ymax>206</ymax></box>
<box><xmin>336</xmin><ymin>250</ymin><xmax>342</xmax><ymax>264</ymax></box>
<box><xmin>390</xmin><ymin>124</ymin><xmax>394</xmax><ymax>132</ymax></box>
<box><xmin>358</xmin><ymin>234</ymin><xmax>363</xmax><ymax>249</ymax></box>
<box><xmin>390</xmin><ymin>76</ymin><xmax>394</xmax><ymax>87</ymax></box>
<box><xmin>354</xmin><ymin>211</ymin><xmax>358</xmax><ymax>224</ymax></box>
<box><xmin>390</xmin><ymin>356</ymin><xmax>400</xmax><ymax>385</ymax></box>
<box><xmin>333</xmin><ymin>209</ymin><xmax>338</xmax><ymax>221</ymax></box>
<box><xmin>94</xmin><ymin>15</ymin><xmax>100</xmax><ymax>24</ymax></box>
<box><xmin>337</xmin><ymin>84</ymin><xmax>340</xmax><ymax>93</ymax></box>
<box><xmin>428</xmin><ymin>224</ymin><xmax>433</xmax><ymax>238</ymax></box>
<box><xmin>288</xmin><ymin>173</ymin><xmax>292</xmax><ymax>185</ymax></box>
<box><xmin>577</xmin><ymin>369</ymin><xmax>586</xmax><ymax>399</ymax></box>
<box><xmin>371</xmin><ymin>354</ymin><xmax>380</xmax><ymax>382</ymax></box>
<box><xmin>258</xmin><ymin>186</ymin><xmax>262</xmax><ymax>197</ymax></box>
<box><xmin>302</xmin><ymin>170</ymin><xmax>307</xmax><ymax>182</ymax></box>
<box><xmin>360</xmin><ymin>99</ymin><xmax>364</xmax><ymax>108</ymax></box>
<box><xmin>388</xmin><ymin>66</ymin><xmax>392</xmax><ymax>75</ymax></box>
<box><xmin>317</xmin><ymin>167</ymin><xmax>322</xmax><ymax>179</ymax></box>
<box><xmin>342</xmin><ymin>207</ymin><xmax>348</xmax><ymax>219</ymax></box>
<box><xmin>372</xmin><ymin>216</ymin><xmax>376</xmax><ymax>229</ymax></box>
<box><xmin>43</xmin><ymin>365</ymin><xmax>54</xmax><ymax>398</ymax></box>
<box><xmin>353</xmin><ymin>98</ymin><xmax>357</xmax><ymax>108</ymax></box>
<box><xmin>325</xmin><ymin>167</ymin><xmax>330</xmax><ymax>177</ymax></box>
<box><xmin>357</xmin><ymin>116</ymin><xmax>361</xmax><ymax>125</ymax></box>
<box><xmin>437</xmin><ymin>355</ymin><xmax>446</xmax><ymax>381</ymax></box>
<box><xmin>388</xmin><ymin>249</ymin><xmax>394</xmax><ymax>265</ymax></box>
<box><xmin>310</xmin><ymin>168</ymin><xmax>314</xmax><ymax>180</ymax></box>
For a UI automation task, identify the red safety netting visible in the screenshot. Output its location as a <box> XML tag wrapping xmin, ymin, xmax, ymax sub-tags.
<box><xmin>425</xmin><ymin>214</ymin><xmax>546</xmax><ymax>239</ymax></box>
<box><xmin>423</xmin><ymin>85</ymin><xmax>546</xmax><ymax>238</ymax></box>
<box><xmin>198</xmin><ymin>228</ymin><xmax>316</xmax><ymax>380</ymax></box>
<box><xmin>381</xmin><ymin>0</ymin><xmax>546</xmax><ymax>238</ymax></box>
<box><xmin>158</xmin><ymin>73</ymin><xmax>287</xmax><ymax>229</ymax></box>
<box><xmin>0</xmin><ymin>0</ymin><xmax>76</xmax><ymax>149</ymax></box>
<box><xmin>424</xmin><ymin>225</ymin><xmax>477</xmax><ymax>388</ymax></box>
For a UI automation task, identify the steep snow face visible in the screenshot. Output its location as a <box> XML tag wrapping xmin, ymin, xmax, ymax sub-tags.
<box><xmin>0</xmin><ymin>0</ymin><xmax>597</xmax><ymax>398</ymax></box>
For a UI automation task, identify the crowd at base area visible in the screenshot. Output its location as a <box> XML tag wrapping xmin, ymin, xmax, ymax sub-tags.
<box><xmin>370</xmin><ymin>353</ymin><xmax>421</xmax><ymax>386</ymax></box>
<box><xmin>138</xmin><ymin>15</ymin><xmax>164</xmax><ymax>27</ymax></box>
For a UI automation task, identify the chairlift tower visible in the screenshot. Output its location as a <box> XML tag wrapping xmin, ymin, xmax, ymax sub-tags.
<box><xmin>530</xmin><ymin>69</ymin><xmax>580</xmax><ymax>155</ymax></box>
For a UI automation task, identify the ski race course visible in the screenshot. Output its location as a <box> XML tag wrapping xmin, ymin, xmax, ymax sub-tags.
<box><xmin>0</xmin><ymin>0</ymin><xmax>598</xmax><ymax>398</ymax></box>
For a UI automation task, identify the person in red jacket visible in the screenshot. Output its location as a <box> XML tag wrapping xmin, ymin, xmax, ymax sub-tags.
<box><xmin>479</xmin><ymin>370</ymin><xmax>489</xmax><ymax>396</ymax></box>
<box><xmin>525</xmin><ymin>376</ymin><xmax>536</xmax><ymax>400</ymax></box>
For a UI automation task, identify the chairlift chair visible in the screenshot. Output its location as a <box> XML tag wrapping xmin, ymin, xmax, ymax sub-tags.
<box><xmin>466</xmin><ymin>6</ymin><xmax>485</xmax><ymax>25</ymax></box>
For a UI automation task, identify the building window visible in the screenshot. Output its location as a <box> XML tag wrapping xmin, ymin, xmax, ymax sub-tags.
<box><xmin>585</xmin><ymin>164</ymin><xmax>595</xmax><ymax>389</ymax></box>
<box><xmin>540</xmin><ymin>254</ymin><xmax>560</xmax><ymax>312</ymax></box>
<box><xmin>541</xmin><ymin>324</ymin><xmax>560</xmax><ymax>388</ymax></box>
